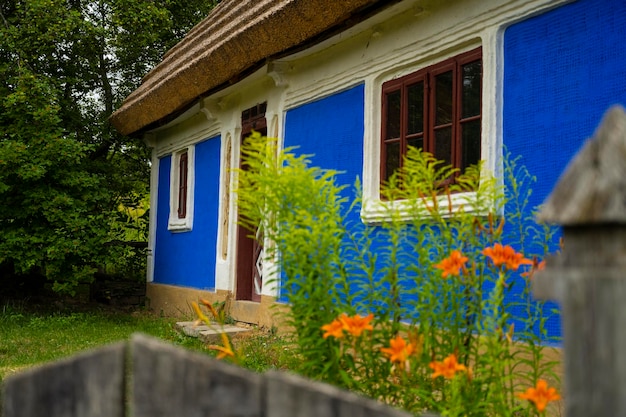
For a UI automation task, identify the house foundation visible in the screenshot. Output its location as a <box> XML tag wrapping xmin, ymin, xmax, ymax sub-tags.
<box><xmin>145</xmin><ymin>283</ymin><xmax>287</xmax><ymax>330</ymax></box>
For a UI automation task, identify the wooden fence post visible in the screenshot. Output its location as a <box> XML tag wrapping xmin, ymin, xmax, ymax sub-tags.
<box><xmin>1</xmin><ymin>343</ymin><xmax>125</xmax><ymax>417</ymax></box>
<box><xmin>534</xmin><ymin>105</ymin><xmax>626</xmax><ymax>416</ymax></box>
<box><xmin>129</xmin><ymin>333</ymin><xmax>264</xmax><ymax>417</ymax></box>
<box><xmin>2</xmin><ymin>333</ymin><xmax>418</xmax><ymax>416</ymax></box>
<box><xmin>264</xmin><ymin>370</ymin><xmax>412</xmax><ymax>417</ymax></box>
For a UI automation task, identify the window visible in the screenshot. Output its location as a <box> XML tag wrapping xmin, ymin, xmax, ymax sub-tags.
<box><xmin>168</xmin><ymin>146</ymin><xmax>195</xmax><ymax>231</ymax></box>
<box><xmin>177</xmin><ymin>151</ymin><xmax>188</xmax><ymax>219</ymax></box>
<box><xmin>381</xmin><ymin>47</ymin><xmax>482</xmax><ymax>186</ymax></box>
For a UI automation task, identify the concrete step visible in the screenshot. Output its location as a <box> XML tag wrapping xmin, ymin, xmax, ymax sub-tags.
<box><xmin>175</xmin><ymin>321</ymin><xmax>251</xmax><ymax>343</ymax></box>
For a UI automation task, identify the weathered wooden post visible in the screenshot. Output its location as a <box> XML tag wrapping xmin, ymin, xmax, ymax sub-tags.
<box><xmin>534</xmin><ymin>105</ymin><xmax>626</xmax><ymax>416</ymax></box>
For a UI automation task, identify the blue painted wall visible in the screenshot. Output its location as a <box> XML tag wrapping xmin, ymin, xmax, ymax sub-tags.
<box><xmin>503</xmin><ymin>0</ymin><xmax>626</xmax><ymax>338</ymax></box>
<box><xmin>281</xmin><ymin>84</ymin><xmax>365</xmax><ymax>300</ymax></box>
<box><xmin>504</xmin><ymin>0</ymin><xmax>626</xmax><ymax>212</ymax></box>
<box><xmin>154</xmin><ymin>136</ymin><xmax>221</xmax><ymax>289</ymax></box>
<box><xmin>284</xmin><ymin>84</ymin><xmax>365</xmax><ymax>214</ymax></box>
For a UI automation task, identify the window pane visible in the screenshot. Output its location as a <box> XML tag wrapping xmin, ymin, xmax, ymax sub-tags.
<box><xmin>434</xmin><ymin>127</ymin><xmax>452</xmax><ymax>166</ymax></box>
<box><xmin>178</xmin><ymin>152</ymin><xmax>188</xmax><ymax>219</ymax></box>
<box><xmin>407</xmin><ymin>136</ymin><xmax>423</xmax><ymax>152</ymax></box>
<box><xmin>407</xmin><ymin>82</ymin><xmax>423</xmax><ymax>135</ymax></box>
<box><xmin>461</xmin><ymin>120</ymin><xmax>481</xmax><ymax>171</ymax></box>
<box><xmin>384</xmin><ymin>141</ymin><xmax>400</xmax><ymax>182</ymax></box>
<box><xmin>435</xmin><ymin>71</ymin><xmax>453</xmax><ymax>125</ymax></box>
<box><xmin>385</xmin><ymin>90</ymin><xmax>401</xmax><ymax>139</ymax></box>
<box><xmin>462</xmin><ymin>60</ymin><xmax>481</xmax><ymax>118</ymax></box>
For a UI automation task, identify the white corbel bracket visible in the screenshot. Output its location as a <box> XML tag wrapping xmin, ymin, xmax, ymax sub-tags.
<box><xmin>267</xmin><ymin>61</ymin><xmax>291</xmax><ymax>87</ymax></box>
<box><xmin>199</xmin><ymin>98</ymin><xmax>221</xmax><ymax>121</ymax></box>
<box><xmin>143</xmin><ymin>133</ymin><xmax>157</xmax><ymax>148</ymax></box>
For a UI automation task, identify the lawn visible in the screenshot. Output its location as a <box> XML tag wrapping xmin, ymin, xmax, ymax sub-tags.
<box><xmin>0</xmin><ymin>299</ymin><xmax>296</xmax><ymax>384</ymax></box>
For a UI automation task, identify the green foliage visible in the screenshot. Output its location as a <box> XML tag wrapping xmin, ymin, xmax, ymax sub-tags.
<box><xmin>0</xmin><ymin>0</ymin><xmax>218</xmax><ymax>293</ymax></box>
<box><xmin>236</xmin><ymin>134</ymin><xmax>562</xmax><ymax>416</ymax></box>
<box><xmin>0</xmin><ymin>67</ymin><xmax>108</xmax><ymax>291</ymax></box>
<box><xmin>0</xmin><ymin>302</ymin><xmax>208</xmax><ymax>383</ymax></box>
<box><xmin>236</xmin><ymin>132</ymin><xmax>352</xmax><ymax>379</ymax></box>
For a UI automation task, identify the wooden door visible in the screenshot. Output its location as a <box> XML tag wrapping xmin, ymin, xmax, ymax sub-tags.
<box><xmin>236</xmin><ymin>103</ymin><xmax>267</xmax><ymax>302</ymax></box>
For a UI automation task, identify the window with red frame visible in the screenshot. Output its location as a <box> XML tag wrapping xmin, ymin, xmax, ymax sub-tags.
<box><xmin>381</xmin><ymin>47</ymin><xmax>482</xmax><ymax>187</ymax></box>
<box><xmin>177</xmin><ymin>151</ymin><xmax>188</xmax><ymax>219</ymax></box>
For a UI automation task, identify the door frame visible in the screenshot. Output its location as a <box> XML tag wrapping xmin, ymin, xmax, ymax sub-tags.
<box><xmin>235</xmin><ymin>103</ymin><xmax>267</xmax><ymax>302</ymax></box>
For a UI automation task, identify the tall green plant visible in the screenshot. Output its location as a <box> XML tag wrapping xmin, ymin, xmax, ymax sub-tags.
<box><xmin>236</xmin><ymin>134</ymin><xmax>561</xmax><ymax>416</ymax></box>
<box><xmin>236</xmin><ymin>132</ymin><xmax>352</xmax><ymax>380</ymax></box>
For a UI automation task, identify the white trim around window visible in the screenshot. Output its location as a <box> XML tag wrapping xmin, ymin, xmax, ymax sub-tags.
<box><xmin>168</xmin><ymin>145</ymin><xmax>195</xmax><ymax>232</ymax></box>
<box><xmin>361</xmin><ymin>29</ymin><xmax>503</xmax><ymax>224</ymax></box>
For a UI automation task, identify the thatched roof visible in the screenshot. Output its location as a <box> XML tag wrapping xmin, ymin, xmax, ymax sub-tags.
<box><xmin>110</xmin><ymin>0</ymin><xmax>393</xmax><ymax>136</ymax></box>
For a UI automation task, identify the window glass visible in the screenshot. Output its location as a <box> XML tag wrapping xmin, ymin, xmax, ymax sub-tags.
<box><xmin>407</xmin><ymin>82</ymin><xmax>424</xmax><ymax>135</ymax></box>
<box><xmin>435</xmin><ymin>71</ymin><xmax>453</xmax><ymax>125</ymax></box>
<box><xmin>434</xmin><ymin>127</ymin><xmax>452</xmax><ymax>167</ymax></box>
<box><xmin>407</xmin><ymin>136</ymin><xmax>423</xmax><ymax>152</ymax></box>
<box><xmin>385</xmin><ymin>90</ymin><xmax>401</xmax><ymax>140</ymax></box>
<box><xmin>462</xmin><ymin>61</ymin><xmax>481</xmax><ymax>118</ymax></box>
<box><xmin>384</xmin><ymin>141</ymin><xmax>401</xmax><ymax>182</ymax></box>
<box><xmin>177</xmin><ymin>151</ymin><xmax>188</xmax><ymax>219</ymax></box>
<box><xmin>380</xmin><ymin>47</ymin><xmax>482</xmax><ymax>189</ymax></box>
<box><xmin>461</xmin><ymin>119</ymin><xmax>481</xmax><ymax>171</ymax></box>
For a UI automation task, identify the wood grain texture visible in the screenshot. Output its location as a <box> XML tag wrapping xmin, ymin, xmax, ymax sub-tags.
<box><xmin>1</xmin><ymin>343</ymin><xmax>125</xmax><ymax>417</ymax></box>
<box><xmin>265</xmin><ymin>370</ymin><xmax>413</xmax><ymax>417</ymax></box>
<box><xmin>129</xmin><ymin>333</ymin><xmax>263</xmax><ymax>417</ymax></box>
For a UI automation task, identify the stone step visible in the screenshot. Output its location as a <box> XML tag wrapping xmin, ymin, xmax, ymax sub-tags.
<box><xmin>175</xmin><ymin>321</ymin><xmax>251</xmax><ymax>343</ymax></box>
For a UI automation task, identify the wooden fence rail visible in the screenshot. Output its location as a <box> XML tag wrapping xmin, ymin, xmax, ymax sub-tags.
<box><xmin>1</xmin><ymin>333</ymin><xmax>413</xmax><ymax>417</ymax></box>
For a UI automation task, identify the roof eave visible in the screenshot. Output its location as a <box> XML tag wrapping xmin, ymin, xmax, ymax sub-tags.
<box><xmin>110</xmin><ymin>0</ymin><xmax>395</xmax><ymax>137</ymax></box>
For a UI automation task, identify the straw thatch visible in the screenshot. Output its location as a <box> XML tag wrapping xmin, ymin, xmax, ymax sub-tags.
<box><xmin>110</xmin><ymin>0</ymin><xmax>391</xmax><ymax>136</ymax></box>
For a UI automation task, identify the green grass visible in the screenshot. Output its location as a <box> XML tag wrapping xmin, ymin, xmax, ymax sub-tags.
<box><xmin>0</xmin><ymin>300</ymin><xmax>298</xmax><ymax>385</ymax></box>
<box><xmin>234</xmin><ymin>329</ymin><xmax>300</xmax><ymax>373</ymax></box>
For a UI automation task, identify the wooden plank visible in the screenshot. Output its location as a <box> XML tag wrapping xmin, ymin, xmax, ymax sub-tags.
<box><xmin>129</xmin><ymin>333</ymin><xmax>263</xmax><ymax>417</ymax></box>
<box><xmin>552</xmin><ymin>226</ymin><xmax>626</xmax><ymax>416</ymax></box>
<box><xmin>264</xmin><ymin>370</ymin><xmax>414</xmax><ymax>417</ymax></box>
<box><xmin>559</xmin><ymin>272</ymin><xmax>626</xmax><ymax>416</ymax></box>
<box><xmin>1</xmin><ymin>342</ymin><xmax>125</xmax><ymax>417</ymax></box>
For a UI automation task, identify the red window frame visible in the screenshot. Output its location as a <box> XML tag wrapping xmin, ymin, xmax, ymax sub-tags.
<box><xmin>177</xmin><ymin>151</ymin><xmax>188</xmax><ymax>219</ymax></box>
<box><xmin>381</xmin><ymin>47</ymin><xmax>482</xmax><ymax>187</ymax></box>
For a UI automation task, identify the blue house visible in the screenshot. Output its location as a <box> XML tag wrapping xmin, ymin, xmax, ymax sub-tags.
<box><xmin>110</xmin><ymin>0</ymin><xmax>626</xmax><ymax>329</ymax></box>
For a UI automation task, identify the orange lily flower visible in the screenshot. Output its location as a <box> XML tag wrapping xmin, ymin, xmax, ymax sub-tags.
<box><xmin>483</xmin><ymin>243</ymin><xmax>533</xmax><ymax>271</ymax></box>
<box><xmin>434</xmin><ymin>250</ymin><xmax>469</xmax><ymax>278</ymax></box>
<box><xmin>429</xmin><ymin>353</ymin><xmax>469</xmax><ymax>379</ymax></box>
<box><xmin>380</xmin><ymin>335</ymin><xmax>418</xmax><ymax>364</ymax></box>
<box><xmin>340</xmin><ymin>313</ymin><xmax>374</xmax><ymax>337</ymax></box>
<box><xmin>517</xmin><ymin>379</ymin><xmax>561</xmax><ymax>412</ymax></box>
<box><xmin>321</xmin><ymin>316</ymin><xmax>345</xmax><ymax>339</ymax></box>
<box><xmin>208</xmin><ymin>331</ymin><xmax>236</xmax><ymax>360</ymax></box>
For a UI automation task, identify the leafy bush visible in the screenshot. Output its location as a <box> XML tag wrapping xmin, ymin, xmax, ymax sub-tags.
<box><xmin>233</xmin><ymin>132</ymin><xmax>561</xmax><ymax>416</ymax></box>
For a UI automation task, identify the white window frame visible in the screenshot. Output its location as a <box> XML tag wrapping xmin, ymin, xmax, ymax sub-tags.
<box><xmin>361</xmin><ymin>34</ymin><xmax>501</xmax><ymax>224</ymax></box>
<box><xmin>168</xmin><ymin>145</ymin><xmax>195</xmax><ymax>231</ymax></box>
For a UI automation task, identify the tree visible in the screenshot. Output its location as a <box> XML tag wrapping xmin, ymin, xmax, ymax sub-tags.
<box><xmin>0</xmin><ymin>0</ymin><xmax>218</xmax><ymax>294</ymax></box>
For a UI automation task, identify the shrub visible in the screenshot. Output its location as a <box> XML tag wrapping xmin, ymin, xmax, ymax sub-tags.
<box><xmin>232</xmin><ymin>132</ymin><xmax>561</xmax><ymax>416</ymax></box>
